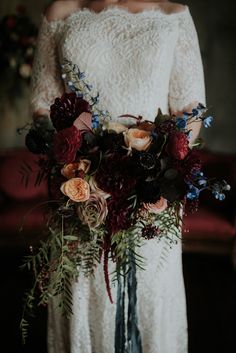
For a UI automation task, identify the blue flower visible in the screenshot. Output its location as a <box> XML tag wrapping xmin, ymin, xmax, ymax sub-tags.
<box><xmin>92</xmin><ymin>113</ymin><xmax>100</xmax><ymax>129</ymax></box>
<box><xmin>198</xmin><ymin>178</ymin><xmax>207</xmax><ymax>187</ymax></box>
<box><xmin>187</xmin><ymin>185</ymin><xmax>200</xmax><ymax>200</ymax></box>
<box><xmin>203</xmin><ymin>116</ymin><xmax>213</xmax><ymax>128</ymax></box>
<box><xmin>176</xmin><ymin>116</ymin><xmax>187</xmax><ymax>129</ymax></box>
<box><xmin>79</xmin><ymin>71</ymin><xmax>85</xmax><ymax>79</ymax></box>
<box><xmin>192</xmin><ymin>108</ymin><xmax>199</xmax><ymax>117</ymax></box>
<box><xmin>213</xmin><ymin>191</ymin><xmax>225</xmax><ymax>201</ymax></box>
<box><xmin>76</xmin><ymin>91</ymin><xmax>83</xmax><ymax>98</ymax></box>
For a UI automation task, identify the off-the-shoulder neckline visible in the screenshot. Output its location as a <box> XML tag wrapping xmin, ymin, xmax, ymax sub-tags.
<box><xmin>42</xmin><ymin>3</ymin><xmax>190</xmax><ymax>25</ymax></box>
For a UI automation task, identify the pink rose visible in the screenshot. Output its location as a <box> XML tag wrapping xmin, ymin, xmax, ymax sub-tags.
<box><xmin>143</xmin><ymin>197</ymin><xmax>168</xmax><ymax>214</ymax></box>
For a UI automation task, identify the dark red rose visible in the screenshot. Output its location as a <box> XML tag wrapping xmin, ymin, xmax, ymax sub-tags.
<box><xmin>53</xmin><ymin>126</ymin><xmax>82</xmax><ymax>163</ymax></box>
<box><xmin>167</xmin><ymin>131</ymin><xmax>189</xmax><ymax>160</ymax></box>
<box><xmin>50</xmin><ymin>92</ymin><xmax>91</xmax><ymax>131</ymax></box>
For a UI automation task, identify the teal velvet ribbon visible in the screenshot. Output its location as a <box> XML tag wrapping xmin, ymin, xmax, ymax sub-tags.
<box><xmin>115</xmin><ymin>253</ymin><xmax>143</xmax><ymax>353</ymax></box>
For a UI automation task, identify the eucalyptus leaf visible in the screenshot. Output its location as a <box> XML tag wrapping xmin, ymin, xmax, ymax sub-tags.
<box><xmin>154</xmin><ymin>108</ymin><xmax>171</xmax><ymax>126</ymax></box>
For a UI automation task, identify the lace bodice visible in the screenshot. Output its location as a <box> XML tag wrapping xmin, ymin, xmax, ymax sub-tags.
<box><xmin>30</xmin><ymin>5</ymin><xmax>206</xmax><ymax>120</ymax></box>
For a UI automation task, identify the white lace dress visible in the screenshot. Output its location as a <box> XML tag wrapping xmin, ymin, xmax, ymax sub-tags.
<box><xmin>30</xmin><ymin>5</ymin><xmax>206</xmax><ymax>353</ymax></box>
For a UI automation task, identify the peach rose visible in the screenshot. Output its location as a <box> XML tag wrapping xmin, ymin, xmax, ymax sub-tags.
<box><xmin>61</xmin><ymin>159</ymin><xmax>91</xmax><ymax>179</ymax></box>
<box><xmin>143</xmin><ymin>197</ymin><xmax>168</xmax><ymax>214</ymax></box>
<box><xmin>107</xmin><ymin>121</ymin><xmax>128</xmax><ymax>134</ymax></box>
<box><xmin>123</xmin><ymin>128</ymin><xmax>152</xmax><ymax>151</ymax></box>
<box><xmin>60</xmin><ymin>177</ymin><xmax>90</xmax><ymax>202</ymax></box>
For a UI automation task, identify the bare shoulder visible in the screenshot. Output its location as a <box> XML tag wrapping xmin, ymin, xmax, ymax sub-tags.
<box><xmin>44</xmin><ymin>0</ymin><xmax>81</xmax><ymax>22</ymax></box>
<box><xmin>162</xmin><ymin>2</ymin><xmax>187</xmax><ymax>14</ymax></box>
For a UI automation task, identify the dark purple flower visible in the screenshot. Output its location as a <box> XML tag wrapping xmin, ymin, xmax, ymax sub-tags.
<box><xmin>25</xmin><ymin>129</ymin><xmax>48</xmax><ymax>155</ymax></box>
<box><xmin>50</xmin><ymin>92</ymin><xmax>91</xmax><ymax>131</ymax></box>
<box><xmin>136</xmin><ymin>179</ymin><xmax>161</xmax><ymax>203</ymax></box>
<box><xmin>95</xmin><ymin>154</ymin><xmax>136</xmax><ymax>198</ymax></box>
<box><xmin>142</xmin><ymin>225</ymin><xmax>160</xmax><ymax>240</ymax></box>
<box><xmin>106</xmin><ymin>198</ymin><xmax>133</xmax><ymax>234</ymax></box>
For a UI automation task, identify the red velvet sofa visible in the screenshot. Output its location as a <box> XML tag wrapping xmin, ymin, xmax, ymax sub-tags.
<box><xmin>0</xmin><ymin>148</ymin><xmax>235</xmax><ymax>266</ymax></box>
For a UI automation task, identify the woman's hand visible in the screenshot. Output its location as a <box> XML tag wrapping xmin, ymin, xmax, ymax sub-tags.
<box><xmin>33</xmin><ymin>108</ymin><xmax>50</xmax><ymax>121</ymax></box>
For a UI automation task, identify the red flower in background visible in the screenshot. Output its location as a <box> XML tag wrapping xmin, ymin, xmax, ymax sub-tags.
<box><xmin>6</xmin><ymin>16</ymin><xmax>17</xmax><ymax>29</ymax></box>
<box><xmin>167</xmin><ymin>131</ymin><xmax>189</xmax><ymax>160</ymax></box>
<box><xmin>53</xmin><ymin>126</ymin><xmax>82</xmax><ymax>163</ymax></box>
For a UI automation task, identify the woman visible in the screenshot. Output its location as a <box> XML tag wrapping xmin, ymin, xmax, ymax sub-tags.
<box><xmin>30</xmin><ymin>1</ymin><xmax>206</xmax><ymax>352</ymax></box>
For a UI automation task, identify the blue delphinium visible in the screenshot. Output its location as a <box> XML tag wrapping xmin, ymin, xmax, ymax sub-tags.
<box><xmin>92</xmin><ymin>113</ymin><xmax>100</xmax><ymax>129</ymax></box>
<box><xmin>78</xmin><ymin>71</ymin><xmax>86</xmax><ymax>80</ymax></box>
<box><xmin>203</xmin><ymin>116</ymin><xmax>213</xmax><ymax>128</ymax></box>
<box><xmin>192</xmin><ymin>108</ymin><xmax>199</xmax><ymax>117</ymax></box>
<box><xmin>187</xmin><ymin>184</ymin><xmax>200</xmax><ymax>200</ymax></box>
<box><xmin>211</xmin><ymin>181</ymin><xmax>230</xmax><ymax>201</ymax></box>
<box><xmin>176</xmin><ymin>116</ymin><xmax>187</xmax><ymax>130</ymax></box>
<box><xmin>91</xmin><ymin>93</ymin><xmax>100</xmax><ymax>106</ymax></box>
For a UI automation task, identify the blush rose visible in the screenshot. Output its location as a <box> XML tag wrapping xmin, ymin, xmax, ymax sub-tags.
<box><xmin>61</xmin><ymin>159</ymin><xmax>91</xmax><ymax>179</ymax></box>
<box><xmin>124</xmin><ymin>128</ymin><xmax>152</xmax><ymax>151</ymax></box>
<box><xmin>77</xmin><ymin>193</ymin><xmax>108</xmax><ymax>229</ymax></box>
<box><xmin>143</xmin><ymin>197</ymin><xmax>168</xmax><ymax>214</ymax></box>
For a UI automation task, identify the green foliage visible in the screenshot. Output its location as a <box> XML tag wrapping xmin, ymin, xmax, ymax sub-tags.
<box><xmin>20</xmin><ymin>199</ymin><xmax>183</xmax><ymax>343</ymax></box>
<box><xmin>154</xmin><ymin>108</ymin><xmax>171</xmax><ymax>126</ymax></box>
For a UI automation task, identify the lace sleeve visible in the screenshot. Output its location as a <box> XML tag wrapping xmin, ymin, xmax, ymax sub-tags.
<box><xmin>168</xmin><ymin>8</ymin><xmax>206</xmax><ymax>114</ymax></box>
<box><xmin>30</xmin><ymin>16</ymin><xmax>64</xmax><ymax>115</ymax></box>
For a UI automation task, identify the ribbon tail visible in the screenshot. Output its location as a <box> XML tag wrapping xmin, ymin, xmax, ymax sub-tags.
<box><xmin>127</xmin><ymin>251</ymin><xmax>143</xmax><ymax>353</ymax></box>
<box><xmin>115</xmin><ymin>267</ymin><xmax>126</xmax><ymax>353</ymax></box>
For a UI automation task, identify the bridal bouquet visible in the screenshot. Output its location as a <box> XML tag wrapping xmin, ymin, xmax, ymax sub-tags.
<box><xmin>20</xmin><ymin>60</ymin><xmax>230</xmax><ymax>344</ymax></box>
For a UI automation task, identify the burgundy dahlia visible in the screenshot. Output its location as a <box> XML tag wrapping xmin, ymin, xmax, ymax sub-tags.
<box><xmin>173</xmin><ymin>150</ymin><xmax>202</xmax><ymax>182</ymax></box>
<box><xmin>50</xmin><ymin>92</ymin><xmax>91</xmax><ymax>131</ymax></box>
<box><xmin>95</xmin><ymin>154</ymin><xmax>136</xmax><ymax>198</ymax></box>
<box><xmin>142</xmin><ymin>225</ymin><xmax>160</xmax><ymax>240</ymax></box>
<box><xmin>167</xmin><ymin>131</ymin><xmax>189</xmax><ymax>160</ymax></box>
<box><xmin>53</xmin><ymin>125</ymin><xmax>82</xmax><ymax>163</ymax></box>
